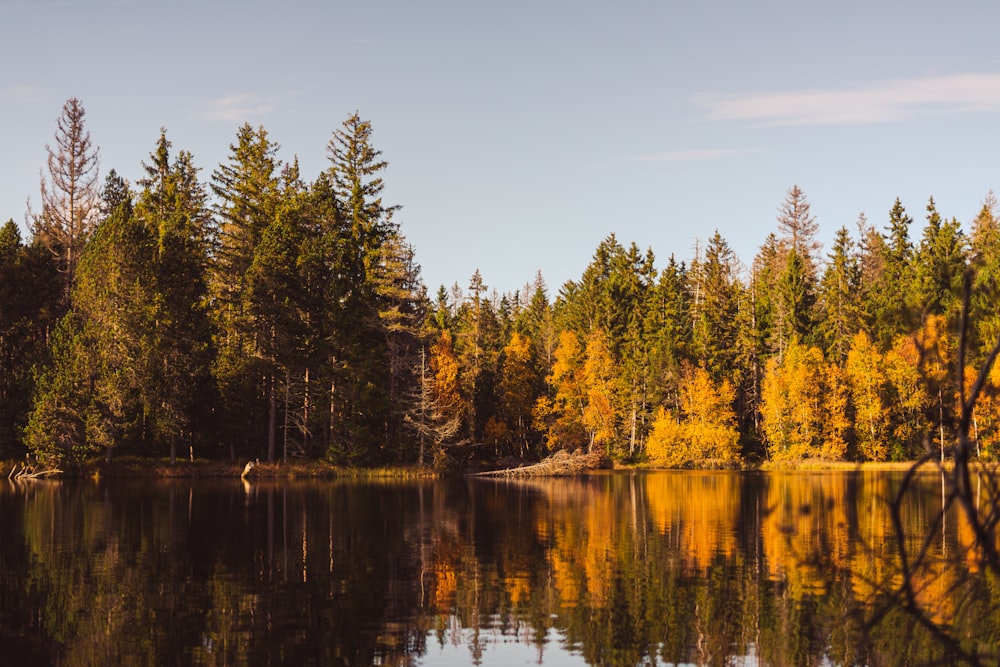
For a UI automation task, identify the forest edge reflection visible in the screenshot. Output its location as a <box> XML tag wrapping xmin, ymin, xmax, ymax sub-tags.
<box><xmin>1</xmin><ymin>470</ymin><xmax>996</xmax><ymax>666</ymax></box>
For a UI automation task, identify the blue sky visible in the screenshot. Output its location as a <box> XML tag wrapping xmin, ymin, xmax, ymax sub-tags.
<box><xmin>4</xmin><ymin>1</ymin><xmax>1000</xmax><ymax>297</ymax></box>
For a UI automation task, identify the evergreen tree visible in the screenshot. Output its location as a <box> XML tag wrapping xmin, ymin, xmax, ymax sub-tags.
<box><xmin>0</xmin><ymin>221</ymin><xmax>61</xmax><ymax>457</ymax></box>
<box><xmin>776</xmin><ymin>184</ymin><xmax>820</xmax><ymax>275</ymax></box>
<box><xmin>26</xmin><ymin>204</ymin><xmax>155</xmax><ymax>465</ymax></box>
<box><xmin>371</xmin><ymin>229</ymin><xmax>425</xmax><ymax>461</ymax></box>
<box><xmin>209</xmin><ymin>123</ymin><xmax>283</xmax><ymax>458</ymax></box>
<box><xmin>857</xmin><ymin>204</ymin><xmax>916</xmax><ymax>348</ymax></box>
<box><xmin>913</xmin><ymin>197</ymin><xmax>967</xmax><ymax>319</ymax></box>
<box><xmin>816</xmin><ymin>225</ymin><xmax>862</xmax><ymax>363</ymax></box>
<box><xmin>322</xmin><ymin>113</ymin><xmax>418</xmax><ymax>463</ymax></box>
<box><xmin>769</xmin><ymin>186</ymin><xmax>820</xmax><ymax>351</ymax></box>
<box><xmin>690</xmin><ymin>231</ymin><xmax>741</xmax><ymax>382</ymax></box>
<box><xmin>642</xmin><ymin>254</ymin><xmax>692</xmax><ymax>417</ymax></box>
<box><xmin>135</xmin><ymin>132</ymin><xmax>215</xmax><ymax>461</ymax></box>
<box><xmin>970</xmin><ymin>192</ymin><xmax>1000</xmax><ymax>363</ymax></box>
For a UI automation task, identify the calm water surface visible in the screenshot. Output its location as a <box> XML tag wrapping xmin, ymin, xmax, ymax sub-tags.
<box><xmin>1</xmin><ymin>470</ymin><xmax>997</xmax><ymax>665</ymax></box>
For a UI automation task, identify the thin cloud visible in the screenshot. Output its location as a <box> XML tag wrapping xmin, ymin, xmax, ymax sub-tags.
<box><xmin>696</xmin><ymin>73</ymin><xmax>1000</xmax><ymax>126</ymax></box>
<box><xmin>197</xmin><ymin>93</ymin><xmax>277</xmax><ymax>123</ymax></box>
<box><xmin>633</xmin><ymin>148</ymin><xmax>759</xmax><ymax>162</ymax></box>
<box><xmin>0</xmin><ymin>86</ymin><xmax>41</xmax><ymax>103</ymax></box>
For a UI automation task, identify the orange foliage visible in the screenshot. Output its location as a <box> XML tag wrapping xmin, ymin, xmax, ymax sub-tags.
<box><xmin>644</xmin><ymin>472</ymin><xmax>739</xmax><ymax>573</ymax></box>
<box><xmin>760</xmin><ymin>473</ymin><xmax>851</xmax><ymax>599</ymax></box>
<box><xmin>534</xmin><ymin>330</ymin><xmax>587</xmax><ymax>451</ymax></box>
<box><xmin>582</xmin><ymin>329</ymin><xmax>619</xmax><ymax>452</ymax></box>
<box><xmin>761</xmin><ymin>341</ymin><xmax>848</xmax><ymax>461</ymax></box>
<box><xmin>645</xmin><ymin>365</ymin><xmax>739</xmax><ymax>466</ymax></box>
<box><xmin>846</xmin><ymin>330</ymin><xmax>890</xmax><ymax>461</ymax></box>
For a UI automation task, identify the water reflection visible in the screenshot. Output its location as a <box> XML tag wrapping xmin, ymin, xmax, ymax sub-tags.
<box><xmin>0</xmin><ymin>471</ymin><xmax>996</xmax><ymax>665</ymax></box>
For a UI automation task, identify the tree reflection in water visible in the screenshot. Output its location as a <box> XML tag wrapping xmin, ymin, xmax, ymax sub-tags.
<box><xmin>0</xmin><ymin>470</ymin><xmax>995</xmax><ymax>665</ymax></box>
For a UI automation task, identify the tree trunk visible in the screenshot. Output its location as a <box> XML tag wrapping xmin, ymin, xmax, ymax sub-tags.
<box><xmin>267</xmin><ymin>373</ymin><xmax>277</xmax><ymax>463</ymax></box>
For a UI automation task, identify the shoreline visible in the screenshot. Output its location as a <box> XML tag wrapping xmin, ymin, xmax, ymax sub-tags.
<box><xmin>3</xmin><ymin>458</ymin><xmax>439</xmax><ymax>480</ymax></box>
<box><xmin>3</xmin><ymin>456</ymin><xmax>993</xmax><ymax>480</ymax></box>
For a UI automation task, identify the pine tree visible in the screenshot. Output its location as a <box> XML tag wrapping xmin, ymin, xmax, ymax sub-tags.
<box><xmin>374</xmin><ymin>232</ymin><xmax>426</xmax><ymax>461</ymax></box>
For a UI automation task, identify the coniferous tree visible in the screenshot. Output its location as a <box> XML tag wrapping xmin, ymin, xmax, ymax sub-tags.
<box><xmin>876</xmin><ymin>198</ymin><xmax>917</xmax><ymax>345</ymax></box>
<box><xmin>371</xmin><ymin>230</ymin><xmax>425</xmax><ymax>461</ymax></box>
<box><xmin>323</xmin><ymin>113</ymin><xmax>418</xmax><ymax>463</ymax></box>
<box><xmin>0</xmin><ymin>221</ymin><xmax>61</xmax><ymax>457</ymax></box>
<box><xmin>32</xmin><ymin>97</ymin><xmax>100</xmax><ymax>303</ymax></box>
<box><xmin>642</xmin><ymin>254</ymin><xmax>692</xmax><ymax>420</ymax></box>
<box><xmin>913</xmin><ymin>197</ymin><xmax>967</xmax><ymax>319</ymax></box>
<box><xmin>771</xmin><ymin>186</ymin><xmax>820</xmax><ymax>351</ymax></box>
<box><xmin>26</xmin><ymin>202</ymin><xmax>154</xmax><ymax>465</ymax></box>
<box><xmin>816</xmin><ymin>225</ymin><xmax>862</xmax><ymax>363</ymax></box>
<box><xmin>690</xmin><ymin>231</ymin><xmax>741</xmax><ymax>383</ymax></box>
<box><xmin>210</xmin><ymin>123</ymin><xmax>283</xmax><ymax>458</ymax></box>
<box><xmin>136</xmin><ymin>132</ymin><xmax>215</xmax><ymax>462</ymax></box>
<box><xmin>970</xmin><ymin>193</ymin><xmax>1000</xmax><ymax>363</ymax></box>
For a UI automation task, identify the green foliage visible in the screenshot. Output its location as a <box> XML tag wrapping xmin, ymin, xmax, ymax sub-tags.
<box><xmin>12</xmin><ymin>107</ymin><xmax>1000</xmax><ymax>470</ymax></box>
<box><xmin>0</xmin><ymin>221</ymin><xmax>61</xmax><ymax>457</ymax></box>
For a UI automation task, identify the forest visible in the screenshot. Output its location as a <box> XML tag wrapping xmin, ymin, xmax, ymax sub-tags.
<box><xmin>3</xmin><ymin>97</ymin><xmax>1000</xmax><ymax>471</ymax></box>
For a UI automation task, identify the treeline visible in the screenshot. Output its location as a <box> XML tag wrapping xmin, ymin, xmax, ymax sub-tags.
<box><xmin>3</xmin><ymin>98</ymin><xmax>1000</xmax><ymax>468</ymax></box>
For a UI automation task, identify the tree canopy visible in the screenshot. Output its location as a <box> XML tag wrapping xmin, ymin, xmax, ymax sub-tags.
<box><xmin>5</xmin><ymin>102</ymin><xmax>1000</xmax><ymax>470</ymax></box>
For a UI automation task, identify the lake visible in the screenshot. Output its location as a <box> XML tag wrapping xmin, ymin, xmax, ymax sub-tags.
<box><xmin>0</xmin><ymin>470</ymin><xmax>995</xmax><ymax>665</ymax></box>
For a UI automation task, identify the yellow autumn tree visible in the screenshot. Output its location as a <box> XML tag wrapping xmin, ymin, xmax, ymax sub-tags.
<box><xmin>582</xmin><ymin>329</ymin><xmax>619</xmax><ymax>454</ymax></box>
<box><xmin>761</xmin><ymin>340</ymin><xmax>847</xmax><ymax>461</ymax></box>
<box><xmin>409</xmin><ymin>330</ymin><xmax>465</xmax><ymax>467</ymax></box>
<box><xmin>820</xmin><ymin>362</ymin><xmax>850</xmax><ymax>460</ymax></box>
<box><xmin>964</xmin><ymin>363</ymin><xmax>1000</xmax><ymax>459</ymax></box>
<box><xmin>845</xmin><ymin>330</ymin><xmax>890</xmax><ymax>461</ymax></box>
<box><xmin>533</xmin><ymin>330</ymin><xmax>587</xmax><ymax>451</ymax></box>
<box><xmin>497</xmin><ymin>332</ymin><xmax>539</xmax><ymax>456</ymax></box>
<box><xmin>911</xmin><ymin>313</ymin><xmax>954</xmax><ymax>458</ymax></box>
<box><xmin>883</xmin><ymin>315</ymin><xmax>949</xmax><ymax>460</ymax></box>
<box><xmin>645</xmin><ymin>365</ymin><xmax>740</xmax><ymax>466</ymax></box>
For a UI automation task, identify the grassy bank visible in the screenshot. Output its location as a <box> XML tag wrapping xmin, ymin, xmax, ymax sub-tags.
<box><xmin>2</xmin><ymin>457</ymin><xmax>439</xmax><ymax>480</ymax></box>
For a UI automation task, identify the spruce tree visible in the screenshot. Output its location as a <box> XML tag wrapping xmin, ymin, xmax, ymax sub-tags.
<box><xmin>209</xmin><ymin>124</ymin><xmax>283</xmax><ymax>458</ymax></box>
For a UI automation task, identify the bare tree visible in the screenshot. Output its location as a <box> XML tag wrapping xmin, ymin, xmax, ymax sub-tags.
<box><xmin>32</xmin><ymin>98</ymin><xmax>100</xmax><ymax>298</ymax></box>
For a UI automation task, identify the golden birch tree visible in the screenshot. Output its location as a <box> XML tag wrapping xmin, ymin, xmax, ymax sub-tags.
<box><xmin>646</xmin><ymin>364</ymin><xmax>739</xmax><ymax>466</ymax></box>
<box><xmin>845</xmin><ymin>330</ymin><xmax>890</xmax><ymax>461</ymax></box>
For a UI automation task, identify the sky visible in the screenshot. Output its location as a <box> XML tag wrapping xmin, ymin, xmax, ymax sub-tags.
<box><xmin>4</xmin><ymin>1</ymin><xmax>1000</xmax><ymax>298</ymax></box>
